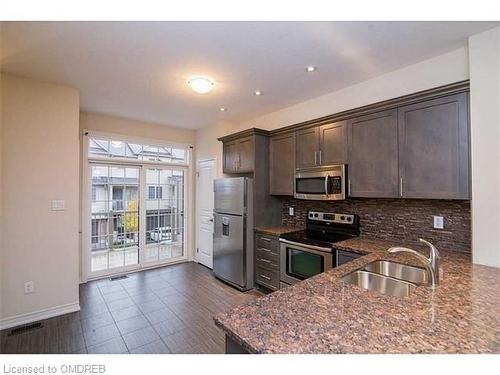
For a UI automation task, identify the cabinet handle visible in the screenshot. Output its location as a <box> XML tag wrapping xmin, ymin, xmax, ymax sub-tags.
<box><xmin>259</xmin><ymin>247</ymin><xmax>272</xmax><ymax>252</ymax></box>
<box><xmin>400</xmin><ymin>177</ymin><xmax>403</xmax><ymax>197</ymax></box>
<box><xmin>259</xmin><ymin>237</ymin><xmax>271</xmax><ymax>242</ymax></box>
<box><xmin>259</xmin><ymin>274</ymin><xmax>271</xmax><ymax>280</ymax></box>
<box><xmin>319</xmin><ymin>150</ymin><xmax>322</xmax><ymax>165</ymax></box>
<box><xmin>314</xmin><ymin>151</ymin><xmax>318</xmax><ymax>166</ymax></box>
<box><xmin>259</xmin><ymin>258</ymin><xmax>272</xmax><ymax>263</ymax></box>
<box><xmin>348</xmin><ymin>179</ymin><xmax>351</xmax><ymax>197</ymax></box>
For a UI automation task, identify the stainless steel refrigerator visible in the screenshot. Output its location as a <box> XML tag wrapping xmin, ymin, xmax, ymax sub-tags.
<box><xmin>213</xmin><ymin>177</ymin><xmax>254</xmax><ymax>291</ymax></box>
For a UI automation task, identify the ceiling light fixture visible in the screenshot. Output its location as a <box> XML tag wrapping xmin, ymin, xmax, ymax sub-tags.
<box><xmin>187</xmin><ymin>76</ymin><xmax>215</xmax><ymax>94</ymax></box>
<box><xmin>220</xmin><ymin>107</ymin><xmax>226</xmax><ymax>112</ymax></box>
<box><xmin>254</xmin><ymin>90</ymin><xmax>262</xmax><ymax>96</ymax></box>
<box><xmin>306</xmin><ymin>66</ymin><xmax>316</xmax><ymax>72</ymax></box>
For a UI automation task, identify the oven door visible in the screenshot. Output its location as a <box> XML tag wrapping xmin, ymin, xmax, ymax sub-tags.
<box><xmin>279</xmin><ymin>239</ymin><xmax>334</xmax><ymax>285</ymax></box>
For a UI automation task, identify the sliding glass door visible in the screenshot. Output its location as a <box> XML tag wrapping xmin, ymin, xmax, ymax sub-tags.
<box><xmin>143</xmin><ymin>167</ymin><xmax>185</xmax><ymax>265</ymax></box>
<box><xmin>90</xmin><ymin>165</ymin><xmax>140</xmax><ymax>274</ymax></box>
<box><xmin>85</xmin><ymin>134</ymin><xmax>189</xmax><ymax>279</ymax></box>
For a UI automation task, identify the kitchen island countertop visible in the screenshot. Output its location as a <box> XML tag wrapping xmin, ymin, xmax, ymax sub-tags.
<box><xmin>214</xmin><ymin>236</ymin><xmax>500</xmax><ymax>353</ymax></box>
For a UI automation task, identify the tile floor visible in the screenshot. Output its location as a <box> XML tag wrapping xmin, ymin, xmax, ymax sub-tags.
<box><xmin>0</xmin><ymin>262</ymin><xmax>260</xmax><ymax>354</ymax></box>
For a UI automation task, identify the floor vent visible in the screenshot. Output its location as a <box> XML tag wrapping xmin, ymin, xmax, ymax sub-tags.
<box><xmin>8</xmin><ymin>322</ymin><xmax>43</xmax><ymax>336</ymax></box>
<box><xmin>109</xmin><ymin>275</ymin><xmax>128</xmax><ymax>281</ymax></box>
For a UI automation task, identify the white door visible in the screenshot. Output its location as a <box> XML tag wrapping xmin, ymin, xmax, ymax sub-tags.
<box><xmin>196</xmin><ymin>159</ymin><xmax>215</xmax><ymax>268</ymax></box>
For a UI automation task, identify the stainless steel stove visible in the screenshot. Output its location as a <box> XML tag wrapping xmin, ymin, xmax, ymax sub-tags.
<box><xmin>279</xmin><ymin>211</ymin><xmax>360</xmax><ymax>287</ymax></box>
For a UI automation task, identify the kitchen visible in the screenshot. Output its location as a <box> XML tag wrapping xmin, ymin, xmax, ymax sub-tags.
<box><xmin>209</xmin><ymin>81</ymin><xmax>499</xmax><ymax>353</ymax></box>
<box><xmin>1</xmin><ymin>15</ymin><xmax>499</xmax><ymax>365</ymax></box>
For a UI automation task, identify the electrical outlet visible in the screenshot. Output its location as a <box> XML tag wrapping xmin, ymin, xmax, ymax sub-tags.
<box><xmin>433</xmin><ymin>215</ymin><xmax>444</xmax><ymax>229</ymax></box>
<box><xmin>24</xmin><ymin>281</ymin><xmax>35</xmax><ymax>294</ymax></box>
<box><xmin>51</xmin><ymin>200</ymin><xmax>65</xmax><ymax>211</ymax></box>
<box><xmin>288</xmin><ymin>207</ymin><xmax>294</xmax><ymax>216</ymax></box>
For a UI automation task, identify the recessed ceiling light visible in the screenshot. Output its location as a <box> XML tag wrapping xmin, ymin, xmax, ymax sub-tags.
<box><xmin>187</xmin><ymin>76</ymin><xmax>215</xmax><ymax>94</ymax></box>
<box><xmin>220</xmin><ymin>107</ymin><xmax>226</xmax><ymax>112</ymax></box>
<box><xmin>254</xmin><ymin>90</ymin><xmax>262</xmax><ymax>96</ymax></box>
<box><xmin>306</xmin><ymin>66</ymin><xmax>316</xmax><ymax>72</ymax></box>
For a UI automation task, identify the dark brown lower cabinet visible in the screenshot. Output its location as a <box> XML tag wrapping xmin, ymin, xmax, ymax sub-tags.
<box><xmin>254</xmin><ymin>232</ymin><xmax>280</xmax><ymax>291</ymax></box>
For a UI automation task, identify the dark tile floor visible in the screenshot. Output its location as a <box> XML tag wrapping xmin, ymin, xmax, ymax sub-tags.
<box><xmin>0</xmin><ymin>262</ymin><xmax>260</xmax><ymax>354</ymax></box>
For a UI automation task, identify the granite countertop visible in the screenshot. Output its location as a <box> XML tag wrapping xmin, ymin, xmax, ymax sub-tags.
<box><xmin>254</xmin><ymin>225</ymin><xmax>304</xmax><ymax>236</ymax></box>
<box><xmin>214</xmin><ymin>236</ymin><xmax>500</xmax><ymax>353</ymax></box>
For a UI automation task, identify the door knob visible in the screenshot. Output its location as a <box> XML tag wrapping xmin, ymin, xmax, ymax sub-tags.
<box><xmin>209</xmin><ymin>218</ymin><xmax>214</xmax><ymax>222</ymax></box>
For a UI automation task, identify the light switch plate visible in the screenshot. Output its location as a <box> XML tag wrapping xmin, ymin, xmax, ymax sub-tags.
<box><xmin>51</xmin><ymin>200</ymin><xmax>65</xmax><ymax>211</ymax></box>
<box><xmin>433</xmin><ymin>215</ymin><xmax>444</xmax><ymax>229</ymax></box>
<box><xmin>288</xmin><ymin>207</ymin><xmax>294</xmax><ymax>216</ymax></box>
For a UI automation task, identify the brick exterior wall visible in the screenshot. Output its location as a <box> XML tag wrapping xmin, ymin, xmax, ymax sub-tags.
<box><xmin>281</xmin><ymin>198</ymin><xmax>471</xmax><ymax>253</ymax></box>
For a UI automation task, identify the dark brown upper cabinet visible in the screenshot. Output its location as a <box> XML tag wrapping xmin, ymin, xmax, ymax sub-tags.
<box><xmin>295</xmin><ymin>121</ymin><xmax>347</xmax><ymax>169</ymax></box>
<box><xmin>295</xmin><ymin>126</ymin><xmax>319</xmax><ymax>169</ymax></box>
<box><xmin>223</xmin><ymin>140</ymin><xmax>238</xmax><ymax>173</ymax></box>
<box><xmin>398</xmin><ymin>92</ymin><xmax>470</xmax><ymax>199</ymax></box>
<box><xmin>269</xmin><ymin>132</ymin><xmax>295</xmax><ymax>195</ymax></box>
<box><xmin>319</xmin><ymin>121</ymin><xmax>347</xmax><ymax>165</ymax></box>
<box><xmin>347</xmin><ymin>109</ymin><xmax>399</xmax><ymax>198</ymax></box>
<box><xmin>222</xmin><ymin>135</ymin><xmax>255</xmax><ymax>173</ymax></box>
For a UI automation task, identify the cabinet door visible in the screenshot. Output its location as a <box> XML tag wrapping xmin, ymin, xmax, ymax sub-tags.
<box><xmin>347</xmin><ymin>110</ymin><xmax>399</xmax><ymax>197</ymax></box>
<box><xmin>398</xmin><ymin>93</ymin><xmax>469</xmax><ymax>199</ymax></box>
<box><xmin>295</xmin><ymin>127</ymin><xmax>319</xmax><ymax>169</ymax></box>
<box><xmin>223</xmin><ymin>141</ymin><xmax>238</xmax><ymax>173</ymax></box>
<box><xmin>319</xmin><ymin>121</ymin><xmax>347</xmax><ymax>165</ymax></box>
<box><xmin>269</xmin><ymin>132</ymin><xmax>295</xmax><ymax>195</ymax></box>
<box><xmin>237</xmin><ymin>136</ymin><xmax>254</xmax><ymax>172</ymax></box>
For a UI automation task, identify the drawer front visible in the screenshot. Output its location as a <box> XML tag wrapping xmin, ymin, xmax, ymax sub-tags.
<box><xmin>255</xmin><ymin>245</ymin><xmax>279</xmax><ymax>261</ymax></box>
<box><xmin>255</xmin><ymin>233</ymin><xmax>279</xmax><ymax>251</ymax></box>
<box><xmin>255</xmin><ymin>250</ymin><xmax>279</xmax><ymax>269</ymax></box>
<box><xmin>255</xmin><ymin>266</ymin><xmax>280</xmax><ymax>290</ymax></box>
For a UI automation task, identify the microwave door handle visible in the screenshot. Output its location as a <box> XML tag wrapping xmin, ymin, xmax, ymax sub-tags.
<box><xmin>324</xmin><ymin>175</ymin><xmax>329</xmax><ymax>196</ymax></box>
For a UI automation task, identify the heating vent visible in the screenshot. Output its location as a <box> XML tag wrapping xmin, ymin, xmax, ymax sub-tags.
<box><xmin>109</xmin><ymin>275</ymin><xmax>128</xmax><ymax>281</ymax></box>
<box><xmin>8</xmin><ymin>322</ymin><xmax>43</xmax><ymax>336</ymax></box>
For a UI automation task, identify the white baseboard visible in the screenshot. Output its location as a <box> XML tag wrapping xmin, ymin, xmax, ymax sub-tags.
<box><xmin>0</xmin><ymin>302</ymin><xmax>81</xmax><ymax>330</ymax></box>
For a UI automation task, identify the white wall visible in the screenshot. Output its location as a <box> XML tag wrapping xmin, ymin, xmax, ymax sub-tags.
<box><xmin>469</xmin><ymin>27</ymin><xmax>500</xmax><ymax>268</ymax></box>
<box><xmin>196</xmin><ymin>47</ymin><xmax>469</xmax><ymax>177</ymax></box>
<box><xmin>0</xmin><ymin>74</ymin><xmax>81</xmax><ymax>328</ymax></box>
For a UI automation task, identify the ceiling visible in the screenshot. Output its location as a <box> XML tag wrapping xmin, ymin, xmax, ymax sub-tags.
<box><xmin>1</xmin><ymin>21</ymin><xmax>497</xmax><ymax>129</ymax></box>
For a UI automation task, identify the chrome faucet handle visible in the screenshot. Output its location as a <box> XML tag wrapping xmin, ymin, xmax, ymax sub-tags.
<box><xmin>418</xmin><ymin>238</ymin><xmax>440</xmax><ymax>288</ymax></box>
<box><xmin>418</xmin><ymin>238</ymin><xmax>439</xmax><ymax>260</ymax></box>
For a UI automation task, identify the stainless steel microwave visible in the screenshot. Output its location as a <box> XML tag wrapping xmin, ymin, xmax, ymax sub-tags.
<box><xmin>294</xmin><ymin>164</ymin><xmax>346</xmax><ymax>200</ymax></box>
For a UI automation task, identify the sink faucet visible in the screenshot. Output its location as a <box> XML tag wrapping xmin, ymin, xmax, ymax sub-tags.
<box><xmin>387</xmin><ymin>239</ymin><xmax>440</xmax><ymax>289</ymax></box>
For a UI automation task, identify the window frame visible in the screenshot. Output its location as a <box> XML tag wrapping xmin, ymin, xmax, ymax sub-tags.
<box><xmin>86</xmin><ymin>131</ymin><xmax>190</xmax><ymax>167</ymax></box>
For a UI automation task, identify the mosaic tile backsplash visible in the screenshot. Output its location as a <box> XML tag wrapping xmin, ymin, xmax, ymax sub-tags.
<box><xmin>281</xmin><ymin>198</ymin><xmax>471</xmax><ymax>253</ymax></box>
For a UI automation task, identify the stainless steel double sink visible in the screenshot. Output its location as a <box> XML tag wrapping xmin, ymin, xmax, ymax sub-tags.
<box><xmin>342</xmin><ymin>260</ymin><xmax>428</xmax><ymax>297</ymax></box>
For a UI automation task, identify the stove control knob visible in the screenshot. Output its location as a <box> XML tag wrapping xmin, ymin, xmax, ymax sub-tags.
<box><xmin>347</xmin><ymin>216</ymin><xmax>352</xmax><ymax>222</ymax></box>
<box><xmin>340</xmin><ymin>216</ymin><xmax>345</xmax><ymax>221</ymax></box>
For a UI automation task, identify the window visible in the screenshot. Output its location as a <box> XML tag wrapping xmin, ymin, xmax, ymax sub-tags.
<box><xmin>88</xmin><ymin>136</ymin><xmax>187</xmax><ymax>164</ymax></box>
<box><xmin>148</xmin><ymin>186</ymin><xmax>162</xmax><ymax>199</ymax></box>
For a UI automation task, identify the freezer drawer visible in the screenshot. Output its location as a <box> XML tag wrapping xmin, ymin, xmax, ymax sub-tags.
<box><xmin>213</xmin><ymin>212</ymin><xmax>246</xmax><ymax>288</ymax></box>
<box><xmin>214</xmin><ymin>178</ymin><xmax>247</xmax><ymax>215</ymax></box>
